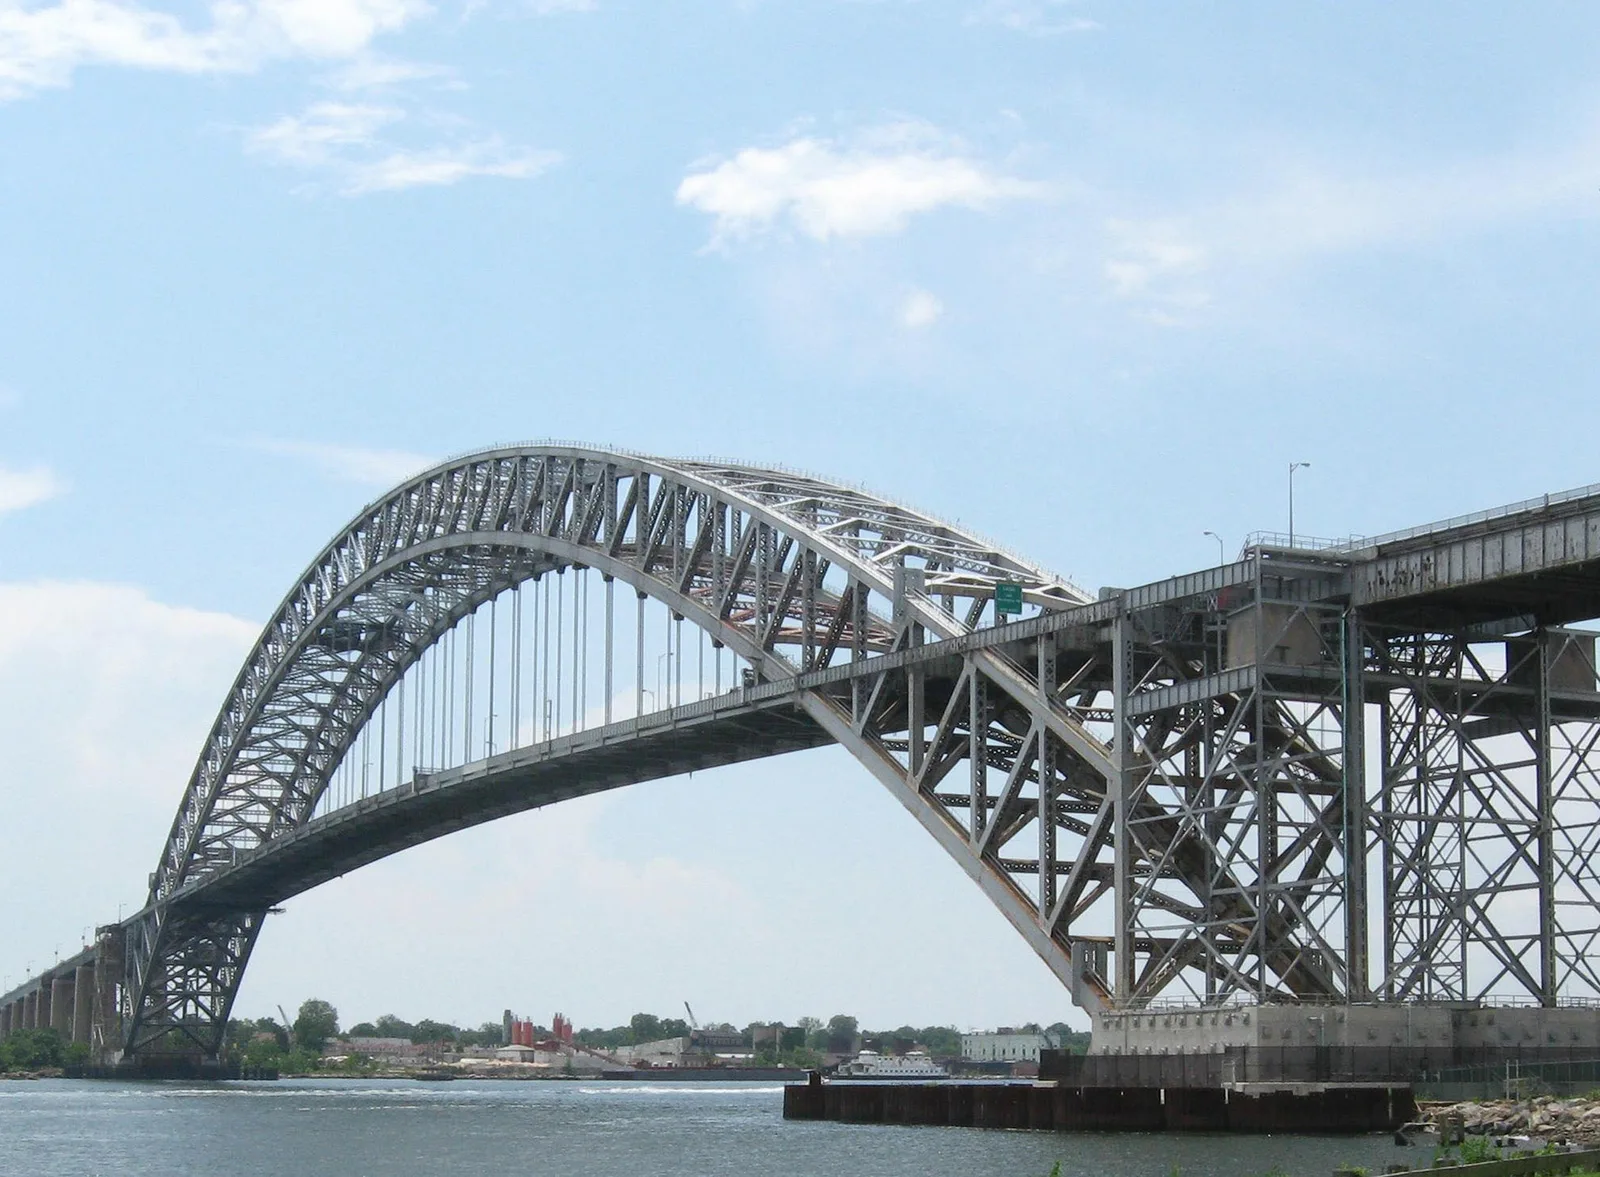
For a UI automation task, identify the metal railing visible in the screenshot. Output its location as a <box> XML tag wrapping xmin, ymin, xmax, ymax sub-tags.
<box><xmin>1241</xmin><ymin>530</ymin><xmax>1368</xmax><ymax>553</ymax></box>
<box><xmin>1342</xmin><ymin>481</ymin><xmax>1600</xmax><ymax>552</ymax></box>
<box><xmin>1240</xmin><ymin>480</ymin><xmax>1600</xmax><ymax>562</ymax></box>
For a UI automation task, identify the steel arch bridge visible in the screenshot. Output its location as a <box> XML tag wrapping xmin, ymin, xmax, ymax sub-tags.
<box><xmin>120</xmin><ymin>443</ymin><xmax>1119</xmax><ymax>1058</ymax></box>
<box><xmin>10</xmin><ymin>443</ymin><xmax>1600</xmax><ymax>1066</ymax></box>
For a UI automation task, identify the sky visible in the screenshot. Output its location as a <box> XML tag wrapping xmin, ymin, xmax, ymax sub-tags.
<box><xmin>2</xmin><ymin>0</ymin><xmax>1599</xmax><ymax>1036</ymax></box>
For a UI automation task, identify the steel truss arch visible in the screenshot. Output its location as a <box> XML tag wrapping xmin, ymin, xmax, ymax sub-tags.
<box><xmin>124</xmin><ymin>445</ymin><xmax>1112</xmax><ymax>1056</ymax></box>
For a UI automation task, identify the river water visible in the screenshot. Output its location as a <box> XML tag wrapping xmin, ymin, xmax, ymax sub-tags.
<box><xmin>0</xmin><ymin>1079</ymin><xmax>1422</xmax><ymax>1177</ymax></box>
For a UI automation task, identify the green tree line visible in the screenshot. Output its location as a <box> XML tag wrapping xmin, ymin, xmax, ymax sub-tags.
<box><xmin>0</xmin><ymin>1027</ymin><xmax>90</xmax><ymax>1072</ymax></box>
<box><xmin>217</xmin><ymin>1000</ymin><xmax>1093</xmax><ymax>1074</ymax></box>
<box><xmin>571</xmin><ymin>1012</ymin><xmax>1092</xmax><ymax>1063</ymax></box>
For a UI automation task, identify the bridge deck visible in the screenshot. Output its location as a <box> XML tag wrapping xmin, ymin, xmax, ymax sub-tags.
<box><xmin>1347</xmin><ymin>485</ymin><xmax>1600</xmax><ymax>623</ymax></box>
<box><xmin>169</xmin><ymin>694</ymin><xmax>831</xmax><ymax>918</ymax></box>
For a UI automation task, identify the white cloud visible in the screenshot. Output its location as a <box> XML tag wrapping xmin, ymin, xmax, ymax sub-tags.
<box><xmin>248</xmin><ymin>101</ymin><xmax>558</xmax><ymax>194</ymax></box>
<box><xmin>0</xmin><ymin>0</ymin><xmax>430</xmax><ymax>100</ymax></box>
<box><xmin>0</xmin><ymin>464</ymin><xmax>63</xmax><ymax>515</ymax></box>
<box><xmin>249</xmin><ymin>100</ymin><xmax>403</xmax><ymax>166</ymax></box>
<box><xmin>1101</xmin><ymin>219</ymin><xmax>1211</xmax><ymax>325</ymax></box>
<box><xmin>898</xmin><ymin>288</ymin><xmax>944</xmax><ymax>329</ymax></box>
<box><xmin>324</xmin><ymin>52</ymin><xmax>456</xmax><ymax>91</ymax></box>
<box><xmin>1</xmin><ymin>3</ymin><xmax>542</xmax><ymax>199</ymax></box>
<box><xmin>677</xmin><ymin>123</ymin><xmax>1046</xmax><ymax>243</ymax></box>
<box><xmin>250</xmin><ymin>0</ymin><xmax>426</xmax><ymax>59</ymax></box>
<box><xmin>0</xmin><ymin>0</ymin><xmax>221</xmax><ymax>98</ymax></box>
<box><xmin>341</xmin><ymin>139</ymin><xmax>559</xmax><ymax>195</ymax></box>
<box><xmin>1103</xmin><ymin>225</ymin><xmax>1205</xmax><ymax>298</ymax></box>
<box><xmin>528</xmin><ymin>0</ymin><xmax>594</xmax><ymax>12</ymax></box>
<box><xmin>966</xmin><ymin>0</ymin><xmax>1099</xmax><ymax>36</ymax></box>
<box><xmin>248</xmin><ymin>438</ymin><xmax>436</xmax><ymax>485</ymax></box>
<box><xmin>1102</xmin><ymin>124</ymin><xmax>1600</xmax><ymax>321</ymax></box>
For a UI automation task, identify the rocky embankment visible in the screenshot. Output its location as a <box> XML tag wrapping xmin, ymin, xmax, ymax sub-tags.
<box><xmin>1424</xmin><ymin>1098</ymin><xmax>1600</xmax><ymax>1145</ymax></box>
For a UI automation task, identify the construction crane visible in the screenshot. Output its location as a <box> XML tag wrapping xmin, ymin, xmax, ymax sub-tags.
<box><xmin>683</xmin><ymin>1001</ymin><xmax>700</xmax><ymax>1031</ymax></box>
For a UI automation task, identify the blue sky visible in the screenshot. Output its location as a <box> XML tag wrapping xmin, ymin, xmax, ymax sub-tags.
<box><xmin>2</xmin><ymin>1</ymin><xmax>1599</xmax><ymax>1033</ymax></box>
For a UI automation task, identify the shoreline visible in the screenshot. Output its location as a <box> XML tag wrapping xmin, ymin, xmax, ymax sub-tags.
<box><xmin>1</xmin><ymin>1065</ymin><xmax>806</xmax><ymax>1083</ymax></box>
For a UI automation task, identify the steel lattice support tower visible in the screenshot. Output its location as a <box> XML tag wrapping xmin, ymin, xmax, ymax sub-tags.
<box><xmin>1105</xmin><ymin>554</ymin><xmax>1361</xmax><ymax>1008</ymax></box>
<box><xmin>1368</xmin><ymin>624</ymin><xmax>1600</xmax><ymax>1003</ymax></box>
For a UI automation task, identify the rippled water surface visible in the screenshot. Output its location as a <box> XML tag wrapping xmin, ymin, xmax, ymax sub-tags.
<box><xmin>0</xmin><ymin>1079</ymin><xmax>1422</xmax><ymax>1177</ymax></box>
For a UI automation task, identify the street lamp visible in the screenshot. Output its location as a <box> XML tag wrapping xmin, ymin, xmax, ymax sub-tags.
<box><xmin>1203</xmin><ymin>531</ymin><xmax>1225</xmax><ymax>565</ymax></box>
<box><xmin>1288</xmin><ymin>461</ymin><xmax>1312</xmax><ymax>547</ymax></box>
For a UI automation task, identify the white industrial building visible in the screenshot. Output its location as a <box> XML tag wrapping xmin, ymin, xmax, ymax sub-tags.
<box><xmin>492</xmin><ymin>1043</ymin><xmax>609</xmax><ymax>1072</ymax></box>
<box><xmin>961</xmin><ymin>1031</ymin><xmax>1048</xmax><ymax>1063</ymax></box>
<box><xmin>611</xmin><ymin>1036</ymin><xmax>690</xmax><ymax>1067</ymax></box>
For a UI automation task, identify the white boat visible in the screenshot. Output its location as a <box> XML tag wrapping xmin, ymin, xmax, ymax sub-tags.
<box><xmin>833</xmin><ymin>1049</ymin><xmax>949</xmax><ymax>1080</ymax></box>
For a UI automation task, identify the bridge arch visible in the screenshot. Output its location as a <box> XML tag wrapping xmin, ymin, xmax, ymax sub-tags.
<box><xmin>123</xmin><ymin>444</ymin><xmax>1105</xmax><ymax>1056</ymax></box>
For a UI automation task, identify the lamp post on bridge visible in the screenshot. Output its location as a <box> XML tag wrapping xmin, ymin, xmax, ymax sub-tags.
<box><xmin>1203</xmin><ymin>531</ymin><xmax>1225</xmax><ymax>565</ymax></box>
<box><xmin>1288</xmin><ymin>461</ymin><xmax>1311</xmax><ymax>547</ymax></box>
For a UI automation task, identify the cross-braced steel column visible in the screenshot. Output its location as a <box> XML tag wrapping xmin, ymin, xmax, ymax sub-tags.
<box><xmin>1368</xmin><ymin>624</ymin><xmax>1600</xmax><ymax>1004</ymax></box>
<box><xmin>1115</xmin><ymin>574</ymin><xmax>1353</xmax><ymax>1007</ymax></box>
<box><xmin>1546</xmin><ymin>630</ymin><xmax>1600</xmax><ymax>997</ymax></box>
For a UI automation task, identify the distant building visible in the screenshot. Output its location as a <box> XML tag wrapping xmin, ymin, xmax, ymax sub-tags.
<box><xmin>612</xmin><ymin>1036</ymin><xmax>689</xmax><ymax>1067</ymax></box>
<box><xmin>690</xmin><ymin>1026</ymin><xmax>746</xmax><ymax>1054</ymax></box>
<box><xmin>748</xmin><ymin>1024</ymin><xmax>785</xmax><ymax>1050</ymax></box>
<box><xmin>961</xmin><ymin>1031</ymin><xmax>1047</xmax><ymax>1063</ymax></box>
<box><xmin>338</xmin><ymin>1036</ymin><xmax>433</xmax><ymax>1065</ymax></box>
<box><xmin>344</xmin><ymin>1037</ymin><xmax>413</xmax><ymax>1054</ymax></box>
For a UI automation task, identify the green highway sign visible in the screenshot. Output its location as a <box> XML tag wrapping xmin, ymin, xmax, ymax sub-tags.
<box><xmin>995</xmin><ymin>582</ymin><xmax>1023</xmax><ymax>616</ymax></box>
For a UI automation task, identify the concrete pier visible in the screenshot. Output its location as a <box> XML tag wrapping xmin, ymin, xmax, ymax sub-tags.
<box><xmin>73</xmin><ymin>965</ymin><xmax>94</xmax><ymax>1045</ymax></box>
<box><xmin>24</xmin><ymin>989</ymin><xmax>37</xmax><ymax>1029</ymax></box>
<box><xmin>49</xmin><ymin>976</ymin><xmax>72</xmax><ymax>1036</ymax></box>
<box><xmin>36</xmin><ymin>976</ymin><xmax>51</xmax><ymax>1030</ymax></box>
<box><xmin>1</xmin><ymin>1003</ymin><xmax>10</xmax><ymax>1038</ymax></box>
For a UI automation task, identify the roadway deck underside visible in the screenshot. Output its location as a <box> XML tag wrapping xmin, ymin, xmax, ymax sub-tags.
<box><xmin>1359</xmin><ymin>557</ymin><xmax>1600</xmax><ymax>629</ymax></box>
<box><xmin>171</xmin><ymin>696</ymin><xmax>833</xmax><ymax>918</ymax></box>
